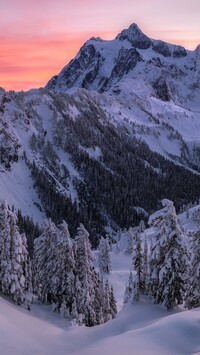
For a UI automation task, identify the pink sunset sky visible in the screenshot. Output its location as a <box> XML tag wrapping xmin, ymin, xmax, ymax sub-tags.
<box><xmin>1</xmin><ymin>0</ymin><xmax>200</xmax><ymax>91</ymax></box>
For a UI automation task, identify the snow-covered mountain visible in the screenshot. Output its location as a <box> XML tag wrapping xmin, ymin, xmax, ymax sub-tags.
<box><xmin>46</xmin><ymin>23</ymin><xmax>200</xmax><ymax>160</ymax></box>
<box><xmin>46</xmin><ymin>23</ymin><xmax>200</xmax><ymax>108</ymax></box>
<box><xmin>0</xmin><ymin>24</ymin><xmax>200</xmax><ymax>239</ymax></box>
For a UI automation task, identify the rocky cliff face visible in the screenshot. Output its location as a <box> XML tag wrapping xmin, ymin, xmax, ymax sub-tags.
<box><xmin>115</xmin><ymin>23</ymin><xmax>151</xmax><ymax>49</ymax></box>
<box><xmin>46</xmin><ymin>23</ymin><xmax>199</xmax><ymax>111</ymax></box>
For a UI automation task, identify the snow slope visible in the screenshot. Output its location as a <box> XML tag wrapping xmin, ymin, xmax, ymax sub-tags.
<box><xmin>0</xmin><ymin>159</ymin><xmax>45</xmax><ymax>223</ymax></box>
<box><xmin>1</xmin><ymin>245</ymin><xmax>200</xmax><ymax>355</ymax></box>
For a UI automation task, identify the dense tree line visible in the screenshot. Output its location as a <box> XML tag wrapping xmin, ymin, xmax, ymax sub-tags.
<box><xmin>1</xmin><ymin>88</ymin><xmax>200</xmax><ymax>247</ymax></box>
<box><xmin>0</xmin><ymin>200</ymin><xmax>117</xmax><ymax>326</ymax></box>
<box><xmin>24</xmin><ymin>94</ymin><xmax>200</xmax><ymax>247</ymax></box>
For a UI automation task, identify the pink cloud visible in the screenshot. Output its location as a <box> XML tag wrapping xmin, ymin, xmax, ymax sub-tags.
<box><xmin>0</xmin><ymin>0</ymin><xmax>200</xmax><ymax>90</ymax></box>
<box><xmin>0</xmin><ymin>30</ymin><xmax>118</xmax><ymax>90</ymax></box>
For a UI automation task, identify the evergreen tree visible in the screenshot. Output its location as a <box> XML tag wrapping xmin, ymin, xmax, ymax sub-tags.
<box><xmin>148</xmin><ymin>238</ymin><xmax>160</xmax><ymax>302</ymax></box>
<box><xmin>21</xmin><ymin>233</ymin><xmax>33</xmax><ymax>295</ymax></box>
<box><xmin>110</xmin><ymin>285</ymin><xmax>117</xmax><ymax>318</ymax></box>
<box><xmin>55</xmin><ymin>221</ymin><xmax>75</xmax><ymax>312</ymax></box>
<box><xmin>185</xmin><ymin>230</ymin><xmax>200</xmax><ymax>309</ymax></box>
<box><xmin>127</xmin><ymin>227</ymin><xmax>134</xmax><ymax>254</ymax></box>
<box><xmin>141</xmin><ymin>236</ymin><xmax>148</xmax><ymax>295</ymax></box>
<box><xmin>93</xmin><ymin>274</ymin><xmax>104</xmax><ymax>325</ymax></box>
<box><xmin>98</xmin><ymin>236</ymin><xmax>112</xmax><ymax>274</ymax></box>
<box><xmin>132</xmin><ymin>228</ymin><xmax>143</xmax><ymax>297</ymax></box>
<box><xmin>0</xmin><ymin>201</ymin><xmax>31</xmax><ymax>305</ymax></box>
<box><xmin>148</xmin><ymin>199</ymin><xmax>187</xmax><ymax>309</ymax></box>
<box><xmin>33</xmin><ymin>218</ymin><xmax>57</xmax><ymax>303</ymax></box>
<box><xmin>75</xmin><ymin>223</ymin><xmax>96</xmax><ymax>326</ymax></box>
<box><xmin>124</xmin><ymin>272</ymin><xmax>134</xmax><ymax>304</ymax></box>
<box><xmin>103</xmin><ymin>279</ymin><xmax>112</xmax><ymax>322</ymax></box>
<box><xmin>124</xmin><ymin>271</ymin><xmax>139</xmax><ymax>304</ymax></box>
<box><xmin>0</xmin><ymin>200</ymin><xmax>12</xmax><ymax>295</ymax></box>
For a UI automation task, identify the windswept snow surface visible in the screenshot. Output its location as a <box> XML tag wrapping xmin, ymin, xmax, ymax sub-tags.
<box><xmin>1</xmin><ymin>248</ymin><xmax>200</xmax><ymax>355</ymax></box>
<box><xmin>0</xmin><ymin>159</ymin><xmax>45</xmax><ymax>223</ymax></box>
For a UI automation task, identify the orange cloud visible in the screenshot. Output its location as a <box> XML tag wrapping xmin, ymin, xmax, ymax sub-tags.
<box><xmin>0</xmin><ymin>26</ymin><xmax>199</xmax><ymax>91</ymax></box>
<box><xmin>0</xmin><ymin>29</ymin><xmax>120</xmax><ymax>91</ymax></box>
<box><xmin>0</xmin><ymin>0</ymin><xmax>200</xmax><ymax>91</ymax></box>
<box><xmin>0</xmin><ymin>33</ymin><xmax>84</xmax><ymax>91</ymax></box>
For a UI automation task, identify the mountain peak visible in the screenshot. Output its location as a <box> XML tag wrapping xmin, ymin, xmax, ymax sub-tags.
<box><xmin>124</xmin><ymin>23</ymin><xmax>144</xmax><ymax>35</ymax></box>
<box><xmin>115</xmin><ymin>23</ymin><xmax>151</xmax><ymax>49</ymax></box>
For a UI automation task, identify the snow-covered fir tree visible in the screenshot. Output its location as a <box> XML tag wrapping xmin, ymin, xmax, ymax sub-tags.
<box><xmin>0</xmin><ymin>200</ymin><xmax>31</xmax><ymax>305</ymax></box>
<box><xmin>98</xmin><ymin>236</ymin><xmax>112</xmax><ymax>273</ymax></box>
<box><xmin>124</xmin><ymin>271</ymin><xmax>139</xmax><ymax>304</ymax></box>
<box><xmin>0</xmin><ymin>200</ymin><xmax>11</xmax><ymax>296</ymax></box>
<box><xmin>34</xmin><ymin>218</ymin><xmax>76</xmax><ymax>316</ymax></box>
<box><xmin>124</xmin><ymin>225</ymin><xmax>149</xmax><ymax>304</ymax></box>
<box><xmin>75</xmin><ymin>223</ymin><xmax>98</xmax><ymax>325</ymax></box>
<box><xmin>148</xmin><ymin>237</ymin><xmax>160</xmax><ymax>302</ymax></box>
<box><xmin>141</xmin><ymin>236</ymin><xmax>148</xmax><ymax>295</ymax></box>
<box><xmin>124</xmin><ymin>272</ymin><xmax>134</xmax><ymax>304</ymax></box>
<box><xmin>184</xmin><ymin>229</ymin><xmax>200</xmax><ymax>309</ymax></box>
<box><xmin>103</xmin><ymin>279</ymin><xmax>112</xmax><ymax>322</ymax></box>
<box><xmin>93</xmin><ymin>274</ymin><xmax>104</xmax><ymax>325</ymax></box>
<box><xmin>75</xmin><ymin>224</ymin><xmax>117</xmax><ymax>325</ymax></box>
<box><xmin>109</xmin><ymin>285</ymin><xmax>117</xmax><ymax>318</ymax></box>
<box><xmin>33</xmin><ymin>220</ymin><xmax>117</xmax><ymax>326</ymax></box>
<box><xmin>148</xmin><ymin>199</ymin><xmax>188</xmax><ymax>309</ymax></box>
<box><xmin>127</xmin><ymin>227</ymin><xmax>134</xmax><ymax>254</ymax></box>
<box><xmin>132</xmin><ymin>228</ymin><xmax>143</xmax><ymax>298</ymax></box>
<box><xmin>55</xmin><ymin>221</ymin><xmax>75</xmax><ymax>314</ymax></box>
<box><xmin>33</xmin><ymin>218</ymin><xmax>58</xmax><ymax>303</ymax></box>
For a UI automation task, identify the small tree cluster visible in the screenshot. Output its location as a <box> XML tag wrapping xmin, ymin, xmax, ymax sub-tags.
<box><xmin>124</xmin><ymin>199</ymin><xmax>200</xmax><ymax>311</ymax></box>
<box><xmin>34</xmin><ymin>221</ymin><xmax>117</xmax><ymax>326</ymax></box>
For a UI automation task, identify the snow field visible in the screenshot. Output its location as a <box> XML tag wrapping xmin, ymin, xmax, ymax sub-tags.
<box><xmin>0</xmin><ymin>243</ymin><xmax>200</xmax><ymax>355</ymax></box>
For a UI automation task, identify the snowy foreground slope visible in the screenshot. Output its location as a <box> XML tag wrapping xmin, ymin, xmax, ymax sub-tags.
<box><xmin>1</xmin><ymin>246</ymin><xmax>200</xmax><ymax>355</ymax></box>
<box><xmin>0</xmin><ymin>290</ymin><xmax>200</xmax><ymax>355</ymax></box>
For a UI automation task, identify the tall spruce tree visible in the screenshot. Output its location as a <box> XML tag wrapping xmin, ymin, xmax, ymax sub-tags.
<box><xmin>75</xmin><ymin>223</ymin><xmax>97</xmax><ymax>326</ymax></box>
<box><xmin>124</xmin><ymin>272</ymin><xmax>134</xmax><ymax>304</ymax></box>
<box><xmin>132</xmin><ymin>228</ymin><xmax>143</xmax><ymax>298</ymax></box>
<box><xmin>148</xmin><ymin>199</ymin><xmax>187</xmax><ymax>309</ymax></box>
<box><xmin>0</xmin><ymin>200</ymin><xmax>31</xmax><ymax>305</ymax></box>
<box><xmin>124</xmin><ymin>271</ymin><xmax>139</xmax><ymax>304</ymax></box>
<box><xmin>33</xmin><ymin>218</ymin><xmax>57</xmax><ymax>303</ymax></box>
<box><xmin>103</xmin><ymin>279</ymin><xmax>112</xmax><ymax>322</ymax></box>
<box><xmin>141</xmin><ymin>236</ymin><xmax>148</xmax><ymax>295</ymax></box>
<box><xmin>55</xmin><ymin>221</ymin><xmax>75</xmax><ymax>313</ymax></box>
<box><xmin>0</xmin><ymin>200</ymin><xmax>12</xmax><ymax>295</ymax></box>
<box><xmin>184</xmin><ymin>229</ymin><xmax>200</xmax><ymax>309</ymax></box>
<box><xmin>110</xmin><ymin>285</ymin><xmax>117</xmax><ymax>317</ymax></box>
<box><xmin>98</xmin><ymin>236</ymin><xmax>112</xmax><ymax>274</ymax></box>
